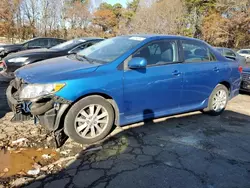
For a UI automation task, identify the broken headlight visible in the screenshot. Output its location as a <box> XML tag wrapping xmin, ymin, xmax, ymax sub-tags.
<box><xmin>19</xmin><ymin>83</ymin><xmax>65</xmax><ymax>100</ymax></box>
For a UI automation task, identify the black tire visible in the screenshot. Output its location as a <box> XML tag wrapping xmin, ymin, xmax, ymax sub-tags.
<box><xmin>202</xmin><ymin>84</ymin><xmax>229</xmax><ymax>116</ymax></box>
<box><xmin>64</xmin><ymin>96</ymin><xmax>114</xmax><ymax>144</ymax></box>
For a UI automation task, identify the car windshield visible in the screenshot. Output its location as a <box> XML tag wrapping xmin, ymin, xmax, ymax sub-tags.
<box><xmin>50</xmin><ymin>39</ymin><xmax>84</xmax><ymax>50</ymax></box>
<box><xmin>77</xmin><ymin>36</ymin><xmax>144</xmax><ymax>63</ymax></box>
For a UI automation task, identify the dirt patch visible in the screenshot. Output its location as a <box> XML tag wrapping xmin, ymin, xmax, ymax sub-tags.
<box><xmin>0</xmin><ymin>148</ymin><xmax>59</xmax><ymax>178</ymax></box>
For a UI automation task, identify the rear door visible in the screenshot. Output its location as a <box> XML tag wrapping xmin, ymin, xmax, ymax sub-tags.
<box><xmin>180</xmin><ymin>40</ymin><xmax>228</xmax><ymax>109</ymax></box>
<box><xmin>123</xmin><ymin>39</ymin><xmax>183</xmax><ymax>119</ymax></box>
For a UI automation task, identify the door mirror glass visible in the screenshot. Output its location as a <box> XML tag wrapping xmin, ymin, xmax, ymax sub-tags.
<box><xmin>128</xmin><ymin>57</ymin><xmax>147</xmax><ymax>69</ymax></box>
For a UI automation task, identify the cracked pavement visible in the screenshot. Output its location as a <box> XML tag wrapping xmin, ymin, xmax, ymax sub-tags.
<box><xmin>0</xmin><ymin>81</ymin><xmax>250</xmax><ymax>188</ymax></box>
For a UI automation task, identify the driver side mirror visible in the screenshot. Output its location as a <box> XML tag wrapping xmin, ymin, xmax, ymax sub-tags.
<box><xmin>128</xmin><ymin>57</ymin><xmax>147</xmax><ymax>69</ymax></box>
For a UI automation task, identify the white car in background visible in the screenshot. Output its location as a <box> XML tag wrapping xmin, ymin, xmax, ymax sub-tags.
<box><xmin>237</xmin><ymin>49</ymin><xmax>250</xmax><ymax>62</ymax></box>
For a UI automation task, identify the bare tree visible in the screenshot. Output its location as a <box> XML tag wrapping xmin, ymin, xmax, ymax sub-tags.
<box><xmin>21</xmin><ymin>0</ymin><xmax>40</xmax><ymax>37</ymax></box>
<box><xmin>128</xmin><ymin>0</ymin><xmax>186</xmax><ymax>35</ymax></box>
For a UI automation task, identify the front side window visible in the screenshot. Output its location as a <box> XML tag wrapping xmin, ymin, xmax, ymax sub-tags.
<box><xmin>182</xmin><ymin>40</ymin><xmax>216</xmax><ymax>62</ymax></box>
<box><xmin>38</xmin><ymin>39</ymin><xmax>49</xmax><ymax>47</ymax></box>
<box><xmin>132</xmin><ymin>40</ymin><xmax>178</xmax><ymax>66</ymax></box>
<box><xmin>77</xmin><ymin>36</ymin><xmax>143</xmax><ymax>63</ymax></box>
<box><xmin>50</xmin><ymin>39</ymin><xmax>63</xmax><ymax>47</ymax></box>
<box><xmin>71</xmin><ymin>43</ymin><xmax>91</xmax><ymax>53</ymax></box>
<box><xmin>224</xmin><ymin>49</ymin><xmax>236</xmax><ymax>57</ymax></box>
<box><xmin>25</xmin><ymin>39</ymin><xmax>39</xmax><ymax>48</ymax></box>
<box><xmin>28</xmin><ymin>39</ymin><xmax>48</xmax><ymax>48</ymax></box>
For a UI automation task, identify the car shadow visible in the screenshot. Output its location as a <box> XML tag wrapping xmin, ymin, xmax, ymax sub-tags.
<box><xmin>20</xmin><ymin>109</ymin><xmax>250</xmax><ymax>188</ymax></box>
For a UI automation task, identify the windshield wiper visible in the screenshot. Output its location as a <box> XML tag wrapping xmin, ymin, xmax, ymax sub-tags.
<box><xmin>75</xmin><ymin>54</ymin><xmax>93</xmax><ymax>64</ymax></box>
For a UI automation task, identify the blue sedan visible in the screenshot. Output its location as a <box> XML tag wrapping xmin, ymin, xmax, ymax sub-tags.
<box><xmin>7</xmin><ymin>35</ymin><xmax>241</xmax><ymax>145</ymax></box>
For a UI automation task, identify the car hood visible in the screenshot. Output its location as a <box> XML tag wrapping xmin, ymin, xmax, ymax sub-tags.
<box><xmin>15</xmin><ymin>56</ymin><xmax>100</xmax><ymax>83</ymax></box>
<box><xmin>0</xmin><ymin>44</ymin><xmax>23</xmax><ymax>49</ymax></box>
<box><xmin>5</xmin><ymin>48</ymin><xmax>56</xmax><ymax>59</ymax></box>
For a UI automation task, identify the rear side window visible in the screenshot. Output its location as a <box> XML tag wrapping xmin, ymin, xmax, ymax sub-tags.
<box><xmin>182</xmin><ymin>40</ymin><xmax>216</xmax><ymax>62</ymax></box>
<box><xmin>132</xmin><ymin>40</ymin><xmax>179</xmax><ymax>67</ymax></box>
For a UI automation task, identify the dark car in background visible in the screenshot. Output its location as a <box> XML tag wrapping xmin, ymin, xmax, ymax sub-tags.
<box><xmin>215</xmin><ymin>47</ymin><xmax>246</xmax><ymax>67</ymax></box>
<box><xmin>241</xmin><ymin>67</ymin><xmax>250</xmax><ymax>93</ymax></box>
<box><xmin>215</xmin><ymin>47</ymin><xmax>250</xmax><ymax>93</ymax></box>
<box><xmin>1</xmin><ymin>37</ymin><xmax>103</xmax><ymax>78</ymax></box>
<box><xmin>0</xmin><ymin>37</ymin><xmax>66</xmax><ymax>58</ymax></box>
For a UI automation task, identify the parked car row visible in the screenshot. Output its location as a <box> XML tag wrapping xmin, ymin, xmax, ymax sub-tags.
<box><xmin>5</xmin><ymin>34</ymin><xmax>244</xmax><ymax>147</ymax></box>
<box><xmin>215</xmin><ymin>47</ymin><xmax>250</xmax><ymax>93</ymax></box>
<box><xmin>1</xmin><ymin>37</ymin><xmax>103</xmax><ymax>77</ymax></box>
<box><xmin>237</xmin><ymin>49</ymin><xmax>250</xmax><ymax>62</ymax></box>
<box><xmin>0</xmin><ymin>37</ymin><xmax>66</xmax><ymax>58</ymax></box>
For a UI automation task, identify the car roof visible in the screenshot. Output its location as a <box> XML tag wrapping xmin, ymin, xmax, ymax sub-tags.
<box><xmin>76</xmin><ymin>37</ymin><xmax>103</xmax><ymax>41</ymax></box>
<box><xmin>122</xmin><ymin>34</ymin><xmax>204</xmax><ymax>42</ymax></box>
<box><xmin>32</xmin><ymin>37</ymin><xmax>65</xmax><ymax>40</ymax></box>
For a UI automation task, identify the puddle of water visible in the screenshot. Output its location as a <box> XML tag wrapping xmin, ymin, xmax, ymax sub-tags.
<box><xmin>0</xmin><ymin>148</ymin><xmax>59</xmax><ymax>178</ymax></box>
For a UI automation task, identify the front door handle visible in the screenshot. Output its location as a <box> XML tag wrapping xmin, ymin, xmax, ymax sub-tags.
<box><xmin>213</xmin><ymin>67</ymin><xmax>220</xmax><ymax>72</ymax></box>
<box><xmin>172</xmin><ymin>70</ymin><xmax>181</xmax><ymax>76</ymax></box>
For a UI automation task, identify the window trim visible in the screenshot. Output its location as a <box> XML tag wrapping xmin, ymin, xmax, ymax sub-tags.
<box><xmin>123</xmin><ymin>39</ymin><xmax>181</xmax><ymax>71</ymax></box>
<box><xmin>180</xmin><ymin>39</ymin><xmax>217</xmax><ymax>63</ymax></box>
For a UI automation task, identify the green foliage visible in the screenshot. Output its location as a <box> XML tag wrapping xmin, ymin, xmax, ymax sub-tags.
<box><xmin>112</xmin><ymin>3</ymin><xmax>123</xmax><ymax>17</ymax></box>
<box><xmin>127</xmin><ymin>0</ymin><xmax>140</xmax><ymax>12</ymax></box>
<box><xmin>99</xmin><ymin>2</ymin><xmax>113</xmax><ymax>10</ymax></box>
<box><xmin>184</xmin><ymin>0</ymin><xmax>216</xmax><ymax>13</ymax></box>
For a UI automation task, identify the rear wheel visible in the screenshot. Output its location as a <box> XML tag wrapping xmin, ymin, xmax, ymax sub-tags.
<box><xmin>64</xmin><ymin>96</ymin><xmax>114</xmax><ymax>144</ymax></box>
<box><xmin>202</xmin><ymin>84</ymin><xmax>229</xmax><ymax>116</ymax></box>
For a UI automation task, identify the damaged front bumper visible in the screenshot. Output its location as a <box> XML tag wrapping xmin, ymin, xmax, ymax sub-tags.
<box><xmin>6</xmin><ymin>78</ymin><xmax>72</xmax><ymax>147</ymax></box>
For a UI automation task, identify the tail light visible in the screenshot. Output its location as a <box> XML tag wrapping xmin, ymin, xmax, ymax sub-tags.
<box><xmin>0</xmin><ymin>60</ymin><xmax>7</xmax><ymax>70</ymax></box>
<box><xmin>238</xmin><ymin>66</ymin><xmax>243</xmax><ymax>73</ymax></box>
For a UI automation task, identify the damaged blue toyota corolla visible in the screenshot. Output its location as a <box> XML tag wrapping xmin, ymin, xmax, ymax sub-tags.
<box><xmin>7</xmin><ymin>35</ymin><xmax>242</xmax><ymax>146</ymax></box>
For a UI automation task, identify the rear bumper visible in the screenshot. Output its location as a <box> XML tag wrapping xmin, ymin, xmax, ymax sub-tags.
<box><xmin>6</xmin><ymin>78</ymin><xmax>71</xmax><ymax>131</ymax></box>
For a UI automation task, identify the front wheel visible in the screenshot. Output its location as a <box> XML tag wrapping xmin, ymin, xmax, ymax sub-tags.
<box><xmin>202</xmin><ymin>84</ymin><xmax>229</xmax><ymax>116</ymax></box>
<box><xmin>64</xmin><ymin>96</ymin><xmax>114</xmax><ymax>144</ymax></box>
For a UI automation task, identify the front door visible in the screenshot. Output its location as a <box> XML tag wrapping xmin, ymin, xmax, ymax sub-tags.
<box><xmin>123</xmin><ymin>39</ymin><xmax>183</xmax><ymax>120</ymax></box>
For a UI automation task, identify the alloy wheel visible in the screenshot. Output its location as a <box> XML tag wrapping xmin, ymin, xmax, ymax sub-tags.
<box><xmin>74</xmin><ymin>104</ymin><xmax>109</xmax><ymax>139</ymax></box>
<box><xmin>212</xmin><ymin>89</ymin><xmax>227</xmax><ymax>112</ymax></box>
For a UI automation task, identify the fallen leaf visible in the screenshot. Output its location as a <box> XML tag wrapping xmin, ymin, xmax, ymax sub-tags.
<box><xmin>3</xmin><ymin>168</ymin><xmax>9</xmax><ymax>173</ymax></box>
<box><xmin>42</xmin><ymin>154</ymin><xmax>51</xmax><ymax>160</ymax></box>
<box><xmin>27</xmin><ymin>168</ymin><xmax>40</xmax><ymax>176</ymax></box>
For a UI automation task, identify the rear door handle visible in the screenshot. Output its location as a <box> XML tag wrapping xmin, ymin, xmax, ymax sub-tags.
<box><xmin>172</xmin><ymin>70</ymin><xmax>181</xmax><ymax>76</ymax></box>
<box><xmin>213</xmin><ymin>67</ymin><xmax>219</xmax><ymax>72</ymax></box>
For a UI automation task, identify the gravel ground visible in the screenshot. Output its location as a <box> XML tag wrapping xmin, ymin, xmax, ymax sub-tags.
<box><xmin>0</xmin><ymin>81</ymin><xmax>250</xmax><ymax>188</ymax></box>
